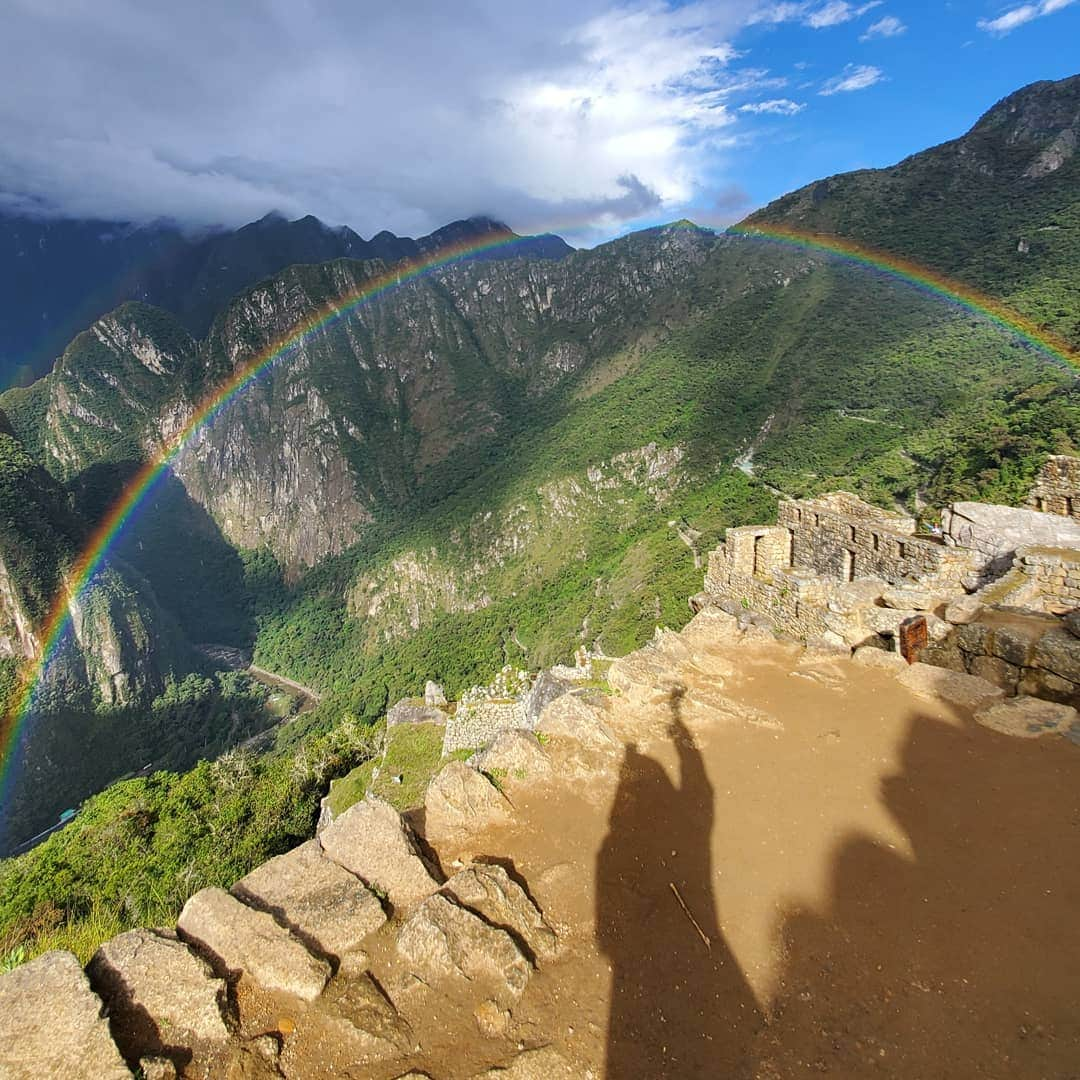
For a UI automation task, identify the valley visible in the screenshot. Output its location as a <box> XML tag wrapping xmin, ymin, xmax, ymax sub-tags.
<box><xmin>0</xmin><ymin>72</ymin><xmax>1078</xmax><ymax>986</ymax></box>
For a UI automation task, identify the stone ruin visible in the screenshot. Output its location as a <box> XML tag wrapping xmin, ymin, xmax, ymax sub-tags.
<box><xmin>696</xmin><ymin>455</ymin><xmax>1080</xmax><ymax>705</ymax></box>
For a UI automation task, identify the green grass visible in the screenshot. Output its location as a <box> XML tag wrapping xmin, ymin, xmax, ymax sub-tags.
<box><xmin>327</xmin><ymin>722</ymin><xmax>475</xmax><ymax>816</ymax></box>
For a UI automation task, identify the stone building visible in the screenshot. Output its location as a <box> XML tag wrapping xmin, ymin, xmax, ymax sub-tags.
<box><xmin>699</xmin><ymin>460</ymin><xmax>1080</xmax><ymax>704</ymax></box>
<box><xmin>701</xmin><ymin>492</ymin><xmax>975</xmax><ymax>647</ymax></box>
<box><xmin>1026</xmin><ymin>455</ymin><xmax>1080</xmax><ymax>519</ymax></box>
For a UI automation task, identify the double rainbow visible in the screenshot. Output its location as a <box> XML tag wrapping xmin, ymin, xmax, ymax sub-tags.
<box><xmin>1</xmin><ymin>219</ymin><xmax>1076</xmax><ymax>820</ymax></box>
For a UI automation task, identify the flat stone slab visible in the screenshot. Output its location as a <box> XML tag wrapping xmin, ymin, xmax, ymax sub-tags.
<box><xmin>0</xmin><ymin>950</ymin><xmax>130</xmax><ymax>1078</ymax></box>
<box><xmin>387</xmin><ymin>698</ymin><xmax>448</xmax><ymax>726</ymax></box>
<box><xmin>442</xmin><ymin>863</ymin><xmax>557</xmax><ymax>961</ymax></box>
<box><xmin>897</xmin><ymin>663</ymin><xmax>1005</xmax><ymax>712</ymax></box>
<box><xmin>177</xmin><ymin>887</ymin><xmax>330</xmax><ymax>1002</ymax></box>
<box><xmin>232</xmin><ymin>839</ymin><xmax>386</xmax><ymax>961</ymax></box>
<box><xmin>319</xmin><ymin>796</ymin><xmax>441</xmax><ymax>912</ymax></box>
<box><xmin>396</xmin><ymin>893</ymin><xmax>531</xmax><ymax>1005</ymax></box>
<box><xmin>424</xmin><ymin>760</ymin><xmax>512</xmax><ymax>840</ymax></box>
<box><xmin>88</xmin><ymin>928</ymin><xmax>229</xmax><ymax>1063</ymax></box>
<box><xmin>974</xmin><ymin>695</ymin><xmax>1080</xmax><ymax>739</ymax></box>
<box><xmin>851</xmin><ymin>646</ymin><xmax>907</xmax><ymax>672</ymax></box>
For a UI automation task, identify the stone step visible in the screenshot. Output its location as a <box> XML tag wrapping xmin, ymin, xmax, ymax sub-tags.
<box><xmin>87</xmin><ymin>928</ymin><xmax>229</xmax><ymax>1068</ymax></box>
<box><xmin>0</xmin><ymin>950</ymin><xmax>131</xmax><ymax>1078</ymax></box>
<box><xmin>177</xmin><ymin>887</ymin><xmax>330</xmax><ymax>1002</ymax></box>
<box><xmin>319</xmin><ymin>795</ymin><xmax>442</xmax><ymax>913</ymax></box>
<box><xmin>232</xmin><ymin>838</ymin><xmax>387</xmax><ymax>965</ymax></box>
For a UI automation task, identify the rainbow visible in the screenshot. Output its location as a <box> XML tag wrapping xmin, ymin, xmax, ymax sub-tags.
<box><xmin>2</xmin><ymin>218</ymin><xmax>1077</xmax><ymax>822</ymax></box>
<box><xmin>0</xmin><ymin>226</ymin><xmax>565</xmax><ymax>812</ymax></box>
<box><xmin>729</xmin><ymin>222</ymin><xmax>1080</xmax><ymax>370</ymax></box>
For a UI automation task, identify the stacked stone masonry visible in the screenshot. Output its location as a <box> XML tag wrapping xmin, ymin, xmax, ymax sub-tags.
<box><xmin>1026</xmin><ymin>455</ymin><xmax>1080</xmax><ymax>519</ymax></box>
<box><xmin>702</xmin><ymin>464</ymin><xmax>1080</xmax><ymax>687</ymax></box>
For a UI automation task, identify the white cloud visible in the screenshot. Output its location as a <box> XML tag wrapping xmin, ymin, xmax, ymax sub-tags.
<box><xmin>738</xmin><ymin>98</ymin><xmax>806</xmax><ymax>114</ymax></box>
<box><xmin>0</xmin><ymin>0</ymin><xmax>761</xmax><ymax>243</ymax></box>
<box><xmin>750</xmin><ymin>0</ymin><xmax>881</xmax><ymax>27</ymax></box>
<box><xmin>806</xmin><ymin>1</ymin><xmax>881</xmax><ymax>28</ymax></box>
<box><xmin>819</xmin><ymin>63</ymin><xmax>885</xmax><ymax>94</ymax></box>
<box><xmin>860</xmin><ymin>14</ymin><xmax>906</xmax><ymax>39</ymax></box>
<box><xmin>977</xmin><ymin>0</ymin><xmax>1076</xmax><ymax>33</ymax></box>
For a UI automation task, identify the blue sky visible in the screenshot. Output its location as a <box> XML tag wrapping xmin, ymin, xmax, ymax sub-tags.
<box><xmin>699</xmin><ymin>0</ymin><xmax>1080</xmax><ymax>230</ymax></box>
<box><xmin>1</xmin><ymin>0</ymin><xmax>1077</xmax><ymax>244</ymax></box>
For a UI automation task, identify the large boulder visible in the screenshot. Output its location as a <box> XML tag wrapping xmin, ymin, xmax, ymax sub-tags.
<box><xmin>425</xmin><ymin>681</ymin><xmax>448</xmax><ymax>707</ymax></box>
<box><xmin>319</xmin><ymin>796</ymin><xmax>441</xmax><ymax>912</ymax></box>
<box><xmin>0</xmin><ymin>950</ymin><xmax>130</xmax><ymax>1078</ymax></box>
<box><xmin>522</xmin><ymin>670</ymin><xmax>577</xmax><ymax>727</ymax></box>
<box><xmin>232</xmin><ymin>839</ymin><xmax>386</xmax><ymax>962</ymax></box>
<box><xmin>897</xmin><ymin>663</ymin><xmax>1005</xmax><ymax>712</ymax></box>
<box><xmin>441</xmin><ymin>864</ymin><xmax>557</xmax><ymax>961</ymax></box>
<box><xmin>88</xmin><ymin>929</ymin><xmax>229</xmax><ymax>1065</ymax></box>
<box><xmin>424</xmin><ymin>760</ymin><xmax>512</xmax><ymax>840</ymax></box>
<box><xmin>536</xmin><ymin>693</ymin><xmax>618</xmax><ymax>750</ymax></box>
<box><xmin>471</xmin><ymin>730</ymin><xmax>552</xmax><ymax>784</ymax></box>
<box><xmin>396</xmin><ymin>894</ymin><xmax>531</xmax><ymax>1005</ymax></box>
<box><xmin>1033</xmin><ymin>626</ymin><xmax>1080</xmax><ymax>684</ymax></box>
<box><xmin>974</xmin><ymin>695</ymin><xmax>1079</xmax><ymax>739</ymax></box>
<box><xmin>177</xmin><ymin>888</ymin><xmax>330</xmax><ymax>1002</ymax></box>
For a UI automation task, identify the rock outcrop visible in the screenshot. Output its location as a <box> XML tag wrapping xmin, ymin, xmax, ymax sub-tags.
<box><xmin>396</xmin><ymin>893</ymin><xmax>532</xmax><ymax>1005</ymax></box>
<box><xmin>0</xmin><ymin>950</ymin><xmax>131</xmax><ymax>1078</ymax></box>
<box><xmin>177</xmin><ymin>887</ymin><xmax>331</xmax><ymax>1001</ymax></box>
<box><xmin>318</xmin><ymin>796</ymin><xmax>441</xmax><ymax>911</ymax></box>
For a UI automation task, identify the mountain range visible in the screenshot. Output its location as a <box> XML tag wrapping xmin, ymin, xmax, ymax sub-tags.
<box><xmin>0</xmin><ymin>74</ymin><xmax>1077</xmax><ymax>888</ymax></box>
<box><xmin>0</xmin><ymin>211</ymin><xmax>573</xmax><ymax>387</ymax></box>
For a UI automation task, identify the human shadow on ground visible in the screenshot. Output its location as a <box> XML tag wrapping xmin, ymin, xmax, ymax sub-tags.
<box><xmin>756</xmin><ymin>709</ymin><xmax>1080</xmax><ymax>1077</ymax></box>
<box><xmin>596</xmin><ymin>684</ymin><xmax>761</xmax><ymax>1078</ymax></box>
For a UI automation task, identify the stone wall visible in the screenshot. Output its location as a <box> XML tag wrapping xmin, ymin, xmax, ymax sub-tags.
<box><xmin>923</xmin><ymin>606</ymin><xmax>1080</xmax><ymax>706</ymax></box>
<box><xmin>962</xmin><ymin>546</ymin><xmax>1080</xmax><ymax>616</ymax></box>
<box><xmin>1026</xmin><ymin>455</ymin><xmax>1080</xmax><ymax>519</ymax></box>
<box><xmin>942</xmin><ymin>501</ymin><xmax>1080</xmax><ymax>584</ymax></box>
<box><xmin>779</xmin><ymin>494</ymin><xmax>970</xmax><ymax>590</ymax></box>
<box><xmin>442</xmin><ymin>701</ymin><xmax>528</xmax><ymax>754</ymax></box>
<box><xmin>702</xmin><ymin>492</ymin><xmax>975</xmax><ymax>646</ymax></box>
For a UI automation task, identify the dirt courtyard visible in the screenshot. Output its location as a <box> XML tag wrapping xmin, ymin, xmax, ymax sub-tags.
<box><xmin>427</xmin><ymin>638</ymin><xmax>1080</xmax><ymax>1079</ymax></box>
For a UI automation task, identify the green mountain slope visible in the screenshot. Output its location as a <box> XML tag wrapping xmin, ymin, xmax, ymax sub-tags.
<box><xmin>744</xmin><ymin>75</ymin><xmax>1080</xmax><ymax>351</ymax></box>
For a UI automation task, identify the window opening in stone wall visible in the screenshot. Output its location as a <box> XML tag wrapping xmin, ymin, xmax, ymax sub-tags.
<box><xmin>897</xmin><ymin>541</ymin><xmax>906</xmax><ymax>559</ymax></box>
<box><xmin>848</xmin><ymin>524</ymin><xmax>856</xmax><ymax>542</ymax></box>
<box><xmin>843</xmin><ymin>548</ymin><xmax>855</xmax><ymax>582</ymax></box>
<box><xmin>753</xmin><ymin>534</ymin><xmax>764</xmax><ymax>577</ymax></box>
<box><xmin>1036</xmin><ymin>497</ymin><xmax>1046</xmax><ymax>511</ymax></box>
<box><xmin>872</xmin><ymin>533</ymin><xmax>880</xmax><ymax>552</ymax></box>
<box><xmin>788</xmin><ymin>529</ymin><xmax>795</xmax><ymax>567</ymax></box>
<box><xmin>1067</xmin><ymin>497</ymin><xmax>1075</xmax><ymax>517</ymax></box>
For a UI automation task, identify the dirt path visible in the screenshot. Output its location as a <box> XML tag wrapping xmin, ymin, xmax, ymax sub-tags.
<box><xmin>223</xmin><ymin>630</ymin><xmax>1080</xmax><ymax>1079</ymax></box>
<box><xmin>430</xmin><ymin>639</ymin><xmax>1080</xmax><ymax>1077</ymax></box>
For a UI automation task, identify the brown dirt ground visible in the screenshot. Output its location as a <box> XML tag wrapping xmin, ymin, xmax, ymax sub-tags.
<box><xmin>225</xmin><ymin>637</ymin><xmax>1080</xmax><ymax>1079</ymax></box>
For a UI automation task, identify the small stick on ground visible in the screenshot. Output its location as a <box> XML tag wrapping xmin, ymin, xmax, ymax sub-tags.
<box><xmin>670</xmin><ymin>882</ymin><xmax>711</xmax><ymax>951</ymax></box>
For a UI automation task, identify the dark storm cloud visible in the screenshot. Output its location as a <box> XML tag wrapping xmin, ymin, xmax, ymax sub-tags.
<box><xmin>0</xmin><ymin>0</ymin><xmax>757</xmax><ymax>240</ymax></box>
